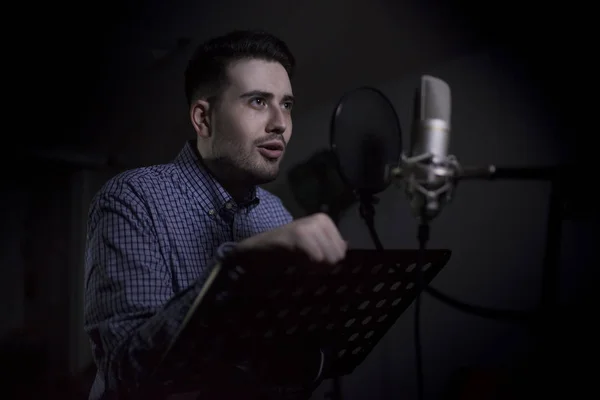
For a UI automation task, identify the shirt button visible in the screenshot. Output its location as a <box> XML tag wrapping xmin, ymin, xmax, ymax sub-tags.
<box><xmin>225</xmin><ymin>202</ymin><xmax>233</xmax><ymax>210</ymax></box>
<box><xmin>208</xmin><ymin>209</ymin><xmax>215</xmax><ymax>215</ymax></box>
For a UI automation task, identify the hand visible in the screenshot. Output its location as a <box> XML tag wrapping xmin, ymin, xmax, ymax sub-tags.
<box><xmin>236</xmin><ymin>213</ymin><xmax>347</xmax><ymax>265</ymax></box>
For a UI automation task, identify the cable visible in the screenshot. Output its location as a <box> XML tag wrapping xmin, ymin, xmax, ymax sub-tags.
<box><xmin>356</xmin><ymin>196</ymin><xmax>537</xmax><ymax>400</ymax></box>
<box><xmin>423</xmin><ymin>286</ymin><xmax>533</xmax><ymax>322</ymax></box>
<box><xmin>359</xmin><ymin>213</ymin><xmax>535</xmax><ymax>324</ymax></box>
<box><xmin>357</xmin><ymin>194</ymin><xmax>422</xmax><ymax>399</ymax></box>
<box><xmin>358</xmin><ymin>194</ymin><xmax>383</xmax><ymax>251</ymax></box>
<box><xmin>358</xmin><ymin>196</ymin><xmax>425</xmax><ymax>400</ymax></box>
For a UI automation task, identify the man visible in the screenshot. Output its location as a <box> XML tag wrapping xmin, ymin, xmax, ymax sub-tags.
<box><xmin>83</xmin><ymin>30</ymin><xmax>347</xmax><ymax>399</ymax></box>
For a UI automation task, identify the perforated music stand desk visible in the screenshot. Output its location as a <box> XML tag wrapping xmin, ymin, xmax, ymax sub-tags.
<box><xmin>150</xmin><ymin>248</ymin><xmax>451</xmax><ymax>398</ymax></box>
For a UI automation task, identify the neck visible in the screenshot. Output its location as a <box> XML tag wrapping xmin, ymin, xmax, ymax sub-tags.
<box><xmin>194</xmin><ymin>143</ymin><xmax>254</xmax><ymax>203</ymax></box>
<box><xmin>205</xmin><ymin>160</ymin><xmax>254</xmax><ymax>202</ymax></box>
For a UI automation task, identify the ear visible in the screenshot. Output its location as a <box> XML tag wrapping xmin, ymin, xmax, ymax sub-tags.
<box><xmin>190</xmin><ymin>99</ymin><xmax>212</xmax><ymax>138</ymax></box>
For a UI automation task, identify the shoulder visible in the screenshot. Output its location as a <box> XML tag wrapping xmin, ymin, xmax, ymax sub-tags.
<box><xmin>88</xmin><ymin>163</ymin><xmax>177</xmax><ymax>224</ymax></box>
<box><xmin>93</xmin><ymin>165</ymin><xmax>164</xmax><ymax>200</ymax></box>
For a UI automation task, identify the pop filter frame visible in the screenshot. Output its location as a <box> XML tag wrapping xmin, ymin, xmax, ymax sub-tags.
<box><xmin>329</xmin><ymin>86</ymin><xmax>403</xmax><ymax>196</ymax></box>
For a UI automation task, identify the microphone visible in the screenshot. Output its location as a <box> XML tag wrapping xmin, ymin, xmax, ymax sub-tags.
<box><xmin>391</xmin><ymin>75</ymin><xmax>462</xmax><ymax>223</ymax></box>
<box><xmin>328</xmin><ymin>75</ymin><xmax>567</xmax><ymax>400</ymax></box>
<box><xmin>390</xmin><ymin>75</ymin><xmax>464</xmax><ymax>400</ymax></box>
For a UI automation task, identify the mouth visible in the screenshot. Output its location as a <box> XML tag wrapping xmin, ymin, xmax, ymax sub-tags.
<box><xmin>257</xmin><ymin>140</ymin><xmax>285</xmax><ymax>160</ymax></box>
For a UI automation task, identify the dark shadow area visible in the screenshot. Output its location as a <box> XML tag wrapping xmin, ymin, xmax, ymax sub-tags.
<box><xmin>5</xmin><ymin>0</ymin><xmax>594</xmax><ymax>399</ymax></box>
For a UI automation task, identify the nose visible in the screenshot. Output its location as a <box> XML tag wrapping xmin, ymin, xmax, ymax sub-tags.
<box><xmin>266</xmin><ymin>107</ymin><xmax>287</xmax><ymax>135</ymax></box>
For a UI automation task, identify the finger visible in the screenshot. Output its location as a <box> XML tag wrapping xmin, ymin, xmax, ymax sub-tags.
<box><xmin>300</xmin><ymin>226</ymin><xmax>336</xmax><ymax>265</ymax></box>
<box><xmin>316</xmin><ymin>214</ymin><xmax>347</xmax><ymax>261</ymax></box>
<box><xmin>297</xmin><ymin>213</ymin><xmax>343</xmax><ymax>264</ymax></box>
<box><xmin>312</xmin><ymin>226</ymin><xmax>342</xmax><ymax>265</ymax></box>
<box><xmin>320</xmin><ymin>228</ymin><xmax>345</xmax><ymax>262</ymax></box>
<box><xmin>297</xmin><ymin>230</ymin><xmax>327</xmax><ymax>264</ymax></box>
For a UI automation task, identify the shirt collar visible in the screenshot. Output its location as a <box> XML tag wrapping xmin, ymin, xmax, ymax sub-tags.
<box><xmin>174</xmin><ymin>140</ymin><xmax>259</xmax><ymax>215</ymax></box>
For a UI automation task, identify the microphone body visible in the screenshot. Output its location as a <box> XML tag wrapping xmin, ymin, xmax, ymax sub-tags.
<box><xmin>391</xmin><ymin>75</ymin><xmax>461</xmax><ymax>223</ymax></box>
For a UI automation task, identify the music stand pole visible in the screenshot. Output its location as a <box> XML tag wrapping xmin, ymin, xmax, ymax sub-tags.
<box><xmin>325</xmin><ymin>373</ymin><xmax>343</xmax><ymax>400</ymax></box>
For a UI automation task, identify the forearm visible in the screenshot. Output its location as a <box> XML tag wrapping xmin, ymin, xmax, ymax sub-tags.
<box><xmin>112</xmin><ymin>277</ymin><xmax>205</xmax><ymax>386</ymax></box>
<box><xmin>88</xmin><ymin>243</ymin><xmax>236</xmax><ymax>395</ymax></box>
<box><xmin>86</xmin><ymin>267</ymin><xmax>217</xmax><ymax>396</ymax></box>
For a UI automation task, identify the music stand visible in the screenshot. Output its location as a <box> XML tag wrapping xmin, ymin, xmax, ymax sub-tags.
<box><xmin>148</xmin><ymin>249</ymin><xmax>452</xmax><ymax>399</ymax></box>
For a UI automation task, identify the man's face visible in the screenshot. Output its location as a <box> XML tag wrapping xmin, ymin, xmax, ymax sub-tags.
<box><xmin>207</xmin><ymin>58</ymin><xmax>294</xmax><ymax>185</ymax></box>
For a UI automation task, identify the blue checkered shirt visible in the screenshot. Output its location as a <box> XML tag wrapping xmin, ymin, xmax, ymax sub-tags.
<box><xmin>83</xmin><ymin>140</ymin><xmax>293</xmax><ymax>399</ymax></box>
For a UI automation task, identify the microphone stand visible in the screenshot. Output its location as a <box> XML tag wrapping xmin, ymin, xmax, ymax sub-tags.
<box><xmin>348</xmin><ymin>163</ymin><xmax>567</xmax><ymax>400</ymax></box>
<box><xmin>387</xmin><ymin>160</ymin><xmax>569</xmax><ymax>398</ymax></box>
<box><xmin>414</xmin><ymin>220</ymin><xmax>429</xmax><ymax>400</ymax></box>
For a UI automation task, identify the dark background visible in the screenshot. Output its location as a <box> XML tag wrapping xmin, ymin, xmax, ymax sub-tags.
<box><xmin>2</xmin><ymin>1</ymin><xmax>596</xmax><ymax>399</ymax></box>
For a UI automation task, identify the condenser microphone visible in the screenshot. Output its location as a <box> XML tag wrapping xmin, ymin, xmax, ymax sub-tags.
<box><xmin>411</xmin><ymin>75</ymin><xmax>451</xmax><ymax>164</ymax></box>
<box><xmin>396</xmin><ymin>75</ymin><xmax>461</xmax><ymax>223</ymax></box>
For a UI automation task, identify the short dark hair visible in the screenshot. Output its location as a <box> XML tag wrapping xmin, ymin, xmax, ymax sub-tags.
<box><xmin>184</xmin><ymin>30</ymin><xmax>295</xmax><ymax>106</ymax></box>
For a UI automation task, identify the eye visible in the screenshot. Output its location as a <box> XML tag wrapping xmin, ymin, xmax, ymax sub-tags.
<box><xmin>250</xmin><ymin>97</ymin><xmax>267</xmax><ymax>108</ymax></box>
<box><xmin>283</xmin><ymin>101</ymin><xmax>294</xmax><ymax>111</ymax></box>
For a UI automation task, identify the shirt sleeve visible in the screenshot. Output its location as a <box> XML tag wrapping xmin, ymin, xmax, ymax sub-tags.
<box><xmin>83</xmin><ymin>179</ymin><xmax>216</xmax><ymax>395</ymax></box>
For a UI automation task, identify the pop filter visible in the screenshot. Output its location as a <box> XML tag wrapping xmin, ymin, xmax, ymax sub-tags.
<box><xmin>330</xmin><ymin>87</ymin><xmax>403</xmax><ymax>196</ymax></box>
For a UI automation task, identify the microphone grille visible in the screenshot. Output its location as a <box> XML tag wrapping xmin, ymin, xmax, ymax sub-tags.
<box><xmin>420</xmin><ymin>75</ymin><xmax>451</xmax><ymax>123</ymax></box>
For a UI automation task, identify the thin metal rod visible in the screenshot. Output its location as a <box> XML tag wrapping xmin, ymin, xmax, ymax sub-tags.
<box><xmin>457</xmin><ymin>165</ymin><xmax>566</xmax><ymax>181</ymax></box>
